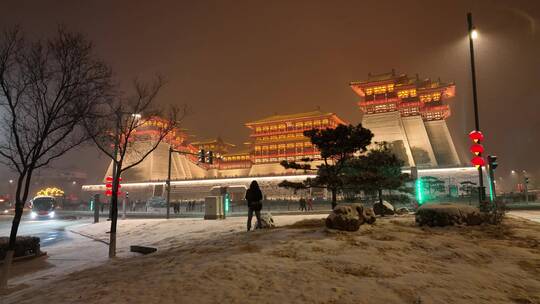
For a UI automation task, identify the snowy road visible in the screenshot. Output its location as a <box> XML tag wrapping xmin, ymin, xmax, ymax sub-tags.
<box><xmin>0</xmin><ymin>216</ymin><xmax>91</xmax><ymax>247</ymax></box>
<box><xmin>1</xmin><ymin>217</ymin><xmax>109</xmax><ymax>304</ymax></box>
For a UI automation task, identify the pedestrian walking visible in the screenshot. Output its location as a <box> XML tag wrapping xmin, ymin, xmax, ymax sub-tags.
<box><xmin>299</xmin><ymin>197</ymin><xmax>307</xmax><ymax>211</ymax></box>
<box><xmin>307</xmin><ymin>197</ymin><xmax>313</xmax><ymax>211</ymax></box>
<box><xmin>245</xmin><ymin>180</ymin><xmax>263</xmax><ymax>231</ymax></box>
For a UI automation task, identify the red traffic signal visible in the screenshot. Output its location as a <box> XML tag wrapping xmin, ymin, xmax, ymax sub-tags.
<box><xmin>468</xmin><ymin>130</ymin><xmax>484</xmax><ymax>143</ymax></box>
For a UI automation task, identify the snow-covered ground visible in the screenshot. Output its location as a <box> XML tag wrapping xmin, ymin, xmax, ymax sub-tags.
<box><xmin>508</xmin><ymin>210</ymin><xmax>540</xmax><ymax>223</ymax></box>
<box><xmin>4</xmin><ymin>213</ymin><xmax>540</xmax><ymax>304</ymax></box>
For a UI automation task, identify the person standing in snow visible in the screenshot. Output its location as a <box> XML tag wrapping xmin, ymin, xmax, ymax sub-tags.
<box><xmin>245</xmin><ymin>180</ymin><xmax>263</xmax><ymax>231</ymax></box>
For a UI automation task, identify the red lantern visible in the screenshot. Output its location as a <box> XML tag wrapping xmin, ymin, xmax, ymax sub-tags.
<box><xmin>470</xmin><ymin>143</ymin><xmax>484</xmax><ymax>155</ymax></box>
<box><xmin>468</xmin><ymin>130</ymin><xmax>484</xmax><ymax>143</ymax></box>
<box><xmin>471</xmin><ymin>156</ymin><xmax>485</xmax><ymax>167</ymax></box>
<box><xmin>104</xmin><ymin>176</ymin><xmax>122</xmax><ymax>196</ymax></box>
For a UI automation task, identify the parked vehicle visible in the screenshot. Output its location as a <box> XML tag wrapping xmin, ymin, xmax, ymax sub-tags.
<box><xmin>30</xmin><ymin>196</ymin><xmax>56</xmax><ymax>219</ymax></box>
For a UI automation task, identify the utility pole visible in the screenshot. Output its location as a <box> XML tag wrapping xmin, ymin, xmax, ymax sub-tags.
<box><xmin>122</xmin><ymin>192</ymin><xmax>128</xmax><ymax>220</ymax></box>
<box><xmin>467</xmin><ymin>12</ymin><xmax>486</xmax><ymax>204</ymax></box>
<box><xmin>166</xmin><ymin>146</ymin><xmax>172</xmax><ymax>219</ymax></box>
<box><xmin>524</xmin><ymin>175</ymin><xmax>529</xmax><ymax>203</ymax></box>
<box><xmin>93</xmin><ymin>194</ymin><xmax>100</xmax><ymax>223</ymax></box>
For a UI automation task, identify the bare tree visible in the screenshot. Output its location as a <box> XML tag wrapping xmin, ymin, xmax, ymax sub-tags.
<box><xmin>86</xmin><ymin>76</ymin><xmax>183</xmax><ymax>258</ymax></box>
<box><xmin>0</xmin><ymin>27</ymin><xmax>112</xmax><ymax>288</ymax></box>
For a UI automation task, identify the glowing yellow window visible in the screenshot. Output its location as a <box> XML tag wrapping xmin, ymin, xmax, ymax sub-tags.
<box><xmin>365</xmin><ymin>88</ymin><xmax>373</xmax><ymax>95</ymax></box>
<box><xmin>256</xmin><ymin>127</ymin><xmax>261</xmax><ymax>132</ymax></box>
<box><xmin>322</xmin><ymin>119</ymin><xmax>329</xmax><ymax>125</ymax></box>
<box><xmin>304</xmin><ymin>121</ymin><xmax>312</xmax><ymax>127</ymax></box>
<box><xmin>255</xmin><ymin>146</ymin><xmax>261</xmax><ymax>151</ymax></box>
<box><xmin>262</xmin><ymin>126</ymin><xmax>269</xmax><ymax>132</ymax></box>
<box><xmin>397</xmin><ymin>91</ymin><xmax>408</xmax><ymax>98</ymax></box>
<box><xmin>313</xmin><ymin>120</ymin><xmax>321</xmax><ymax>126</ymax></box>
<box><xmin>269</xmin><ymin>145</ymin><xmax>277</xmax><ymax>150</ymax></box>
<box><xmin>296</xmin><ymin>122</ymin><xmax>303</xmax><ymax>128</ymax></box>
<box><xmin>271</xmin><ymin>136</ymin><xmax>277</xmax><ymax>140</ymax></box>
<box><xmin>410</xmin><ymin>89</ymin><xmax>417</xmax><ymax>97</ymax></box>
<box><xmin>373</xmin><ymin>86</ymin><xmax>386</xmax><ymax>94</ymax></box>
<box><xmin>387</xmin><ymin>84</ymin><xmax>394</xmax><ymax>92</ymax></box>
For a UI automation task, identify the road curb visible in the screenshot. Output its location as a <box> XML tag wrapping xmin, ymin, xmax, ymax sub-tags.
<box><xmin>67</xmin><ymin>228</ymin><xmax>109</xmax><ymax>245</ymax></box>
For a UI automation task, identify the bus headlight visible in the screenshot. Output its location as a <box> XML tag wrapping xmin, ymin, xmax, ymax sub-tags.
<box><xmin>49</xmin><ymin>211</ymin><xmax>55</xmax><ymax>218</ymax></box>
<box><xmin>30</xmin><ymin>211</ymin><xmax>37</xmax><ymax>219</ymax></box>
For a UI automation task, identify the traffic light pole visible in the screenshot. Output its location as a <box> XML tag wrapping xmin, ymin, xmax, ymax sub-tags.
<box><xmin>524</xmin><ymin>175</ymin><xmax>529</xmax><ymax>203</ymax></box>
<box><xmin>166</xmin><ymin>147</ymin><xmax>172</xmax><ymax>220</ymax></box>
<box><xmin>165</xmin><ymin>147</ymin><xmax>213</xmax><ymax>219</ymax></box>
<box><xmin>467</xmin><ymin>12</ymin><xmax>486</xmax><ymax>204</ymax></box>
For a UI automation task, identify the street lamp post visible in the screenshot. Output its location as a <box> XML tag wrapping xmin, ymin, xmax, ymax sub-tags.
<box><xmin>467</xmin><ymin>12</ymin><xmax>486</xmax><ymax>205</ymax></box>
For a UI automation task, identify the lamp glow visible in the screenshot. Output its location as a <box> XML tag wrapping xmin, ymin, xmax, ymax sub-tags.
<box><xmin>471</xmin><ymin>29</ymin><xmax>478</xmax><ymax>40</ymax></box>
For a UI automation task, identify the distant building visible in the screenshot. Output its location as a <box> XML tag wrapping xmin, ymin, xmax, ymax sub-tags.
<box><xmin>246</xmin><ymin>110</ymin><xmax>346</xmax><ymax>164</ymax></box>
<box><xmin>350</xmin><ymin>70</ymin><xmax>461</xmax><ymax>168</ymax></box>
<box><xmin>191</xmin><ymin>137</ymin><xmax>235</xmax><ymax>156</ymax></box>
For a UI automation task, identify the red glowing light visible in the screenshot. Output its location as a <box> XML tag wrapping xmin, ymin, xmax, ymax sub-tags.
<box><xmin>470</xmin><ymin>143</ymin><xmax>484</xmax><ymax>155</ymax></box>
<box><xmin>468</xmin><ymin>130</ymin><xmax>484</xmax><ymax>143</ymax></box>
<box><xmin>471</xmin><ymin>156</ymin><xmax>485</xmax><ymax>167</ymax></box>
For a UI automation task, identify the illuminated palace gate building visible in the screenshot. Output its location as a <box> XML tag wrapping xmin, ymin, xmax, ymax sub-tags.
<box><xmin>350</xmin><ymin>70</ymin><xmax>461</xmax><ymax>168</ymax></box>
<box><xmin>84</xmin><ymin>71</ymin><xmax>471</xmax><ymax>202</ymax></box>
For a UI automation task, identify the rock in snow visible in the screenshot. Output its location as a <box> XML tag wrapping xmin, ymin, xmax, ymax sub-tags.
<box><xmin>325</xmin><ymin>203</ymin><xmax>375</xmax><ymax>231</ymax></box>
<box><xmin>256</xmin><ymin>213</ymin><xmax>276</xmax><ymax>229</ymax></box>
<box><xmin>373</xmin><ymin>200</ymin><xmax>395</xmax><ymax>216</ymax></box>
<box><xmin>415</xmin><ymin>203</ymin><xmax>484</xmax><ymax>227</ymax></box>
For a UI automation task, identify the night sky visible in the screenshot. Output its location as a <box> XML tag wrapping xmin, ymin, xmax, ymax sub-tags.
<box><xmin>1</xmin><ymin>0</ymin><xmax>539</xmax><ymax>188</ymax></box>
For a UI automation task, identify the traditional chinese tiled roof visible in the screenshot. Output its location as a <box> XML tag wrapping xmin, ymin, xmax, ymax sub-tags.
<box><xmin>246</xmin><ymin>110</ymin><xmax>343</xmax><ymax>125</ymax></box>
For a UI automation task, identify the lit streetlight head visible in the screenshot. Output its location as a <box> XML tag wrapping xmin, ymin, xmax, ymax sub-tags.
<box><xmin>471</xmin><ymin>28</ymin><xmax>478</xmax><ymax>40</ymax></box>
<box><xmin>131</xmin><ymin>113</ymin><xmax>142</xmax><ymax>119</ymax></box>
<box><xmin>511</xmin><ymin>170</ymin><xmax>516</xmax><ymax>174</ymax></box>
